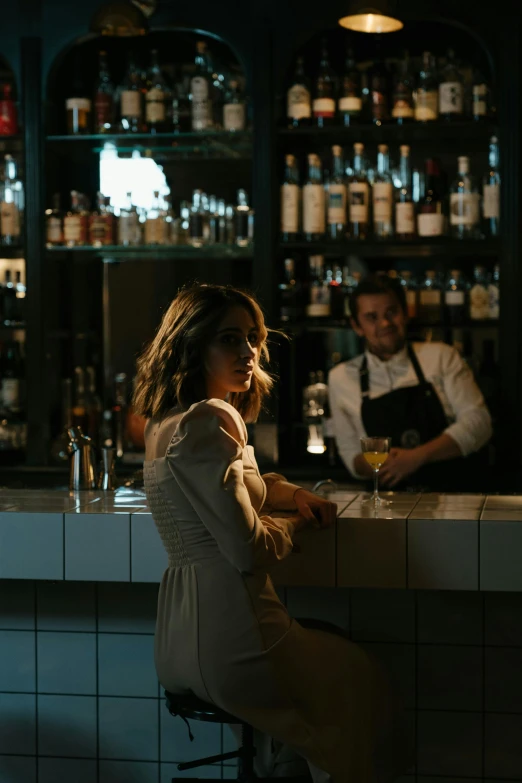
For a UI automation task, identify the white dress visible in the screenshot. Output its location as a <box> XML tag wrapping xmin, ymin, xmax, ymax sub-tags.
<box><xmin>144</xmin><ymin>398</ymin><xmax>409</xmax><ymax>783</ymax></box>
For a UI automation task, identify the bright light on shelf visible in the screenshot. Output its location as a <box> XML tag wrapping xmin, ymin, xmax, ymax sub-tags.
<box><xmin>99</xmin><ymin>143</ymin><xmax>169</xmax><ymax>214</ymax></box>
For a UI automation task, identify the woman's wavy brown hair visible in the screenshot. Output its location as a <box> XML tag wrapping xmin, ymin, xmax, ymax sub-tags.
<box><xmin>132</xmin><ymin>283</ymin><xmax>273</xmax><ymax>423</ymax></box>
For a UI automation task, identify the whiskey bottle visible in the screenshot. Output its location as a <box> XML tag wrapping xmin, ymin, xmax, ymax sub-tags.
<box><xmin>188</xmin><ymin>189</ymin><xmax>208</xmax><ymax>247</ymax></box>
<box><xmin>303</xmin><ymin>153</ymin><xmax>325</xmax><ymax>241</ymax></box>
<box><xmin>482</xmin><ymin>135</ymin><xmax>500</xmax><ymax>237</ymax></box>
<box><xmin>191</xmin><ymin>41</ymin><xmax>213</xmax><ymax>131</ymax></box>
<box><xmin>306</xmin><ymin>255</ymin><xmax>331</xmax><ymax>318</ymax></box>
<box><xmin>46</xmin><ymin>193</ymin><xmax>64</xmax><ymax>247</ymax></box>
<box><xmin>444</xmin><ymin>269</ymin><xmax>467</xmax><ymax>325</ymax></box>
<box><xmin>118</xmin><ymin>191</ymin><xmax>141</xmax><ymax>246</ymax></box>
<box><xmin>0</xmin><ymin>155</ymin><xmax>23</xmax><ymax>246</ymax></box>
<box><xmin>369</xmin><ymin>41</ymin><xmax>389</xmax><ymax>125</ymax></box>
<box><xmin>373</xmin><ymin>144</ymin><xmax>393</xmax><ymax>238</ymax></box>
<box><xmin>63</xmin><ymin>190</ymin><xmax>88</xmax><ymax>247</ymax></box>
<box><xmin>145</xmin><ymin>190</ymin><xmax>167</xmax><ymax>245</ymax></box>
<box><xmin>281</xmin><ymin>153</ymin><xmax>300</xmax><ymax>241</ymax></box>
<box><xmin>418</xmin><ymin>270</ymin><xmax>442</xmax><ymax>323</ymax></box>
<box><xmin>415</xmin><ymin>52</ymin><xmax>439</xmax><ymax>122</ymax></box>
<box><xmin>120</xmin><ymin>54</ymin><xmax>144</xmax><ymax>133</ymax></box>
<box><xmin>235</xmin><ymin>189</ymin><xmax>254</xmax><ymax>247</ymax></box>
<box><xmin>326</xmin><ymin>145</ymin><xmax>346</xmax><ymax>240</ymax></box>
<box><xmin>469</xmin><ymin>266</ymin><xmax>490</xmax><ymax>320</ymax></box>
<box><xmin>89</xmin><ymin>192</ymin><xmax>114</xmax><ymax>246</ymax></box>
<box><xmin>391</xmin><ymin>54</ymin><xmax>414</xmax><ymax>123</ymax></box>
<box><xmin>395</xmin><ymin>145</ymin><xmax>415</xmax><ymax>239</ymax></box>
<box><xmin>94</xmin><ymin>50</ymin><xmax>114</xmax><ymax>134</ymax></box>
<box><xmin>450</xmin><ymin>155</ymin><xmax>480</xmax><ymax>239</ymax></box>
<box><xmin>417</xmin><ymin>159</ymin><xmax>444</xmax><ymax>238</ymax></box>
<box><xmin>223</xmin><ymin>79</ymin><xmax>246</xmax><ymax>131</ymax></box>
<box><xmin>313</xmin><ymin>40</ymin><xmax>336</xmax><ymax>128</ymax></box>
<box><xmin>287</xmin><ymin>56</ymin><xmax>311</xmax><ymax>128</ymax></box>
<box><xmin>338</xmin><ymin>48</ymin><xmax>361</xmax><ymax>126</ymax></box>
<box><xmin>347</xmin><ymin>143</ymin><xmax>370</xmax><ymax>240</ymax></box>
<box><xmin>438</xmin><ymin>49</ymin><xmax>464</xmax><ymax>121</ymax></box>
<box><xmin>145</xmin><ymin>49</ymin><xmax>169</xmax><ymax>134</ymax></box>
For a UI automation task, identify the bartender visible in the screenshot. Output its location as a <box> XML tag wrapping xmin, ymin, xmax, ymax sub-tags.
<box><xmin>328</xmin><ymin>275</ymin><xmax>493</xmax><ymax>490</ymax></box>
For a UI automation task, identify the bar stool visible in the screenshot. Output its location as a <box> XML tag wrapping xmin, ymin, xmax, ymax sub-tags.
<box><xmin>165</xmin><ymin>691</ymin><xmax>310</xmax><ymax>782</ymax></box>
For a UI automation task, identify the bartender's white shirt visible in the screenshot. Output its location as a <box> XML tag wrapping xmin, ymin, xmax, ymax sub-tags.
<box><xmin>328</xmin><ymin>341</ymin><xmax>493</xmax><ymax>479</ymax></box>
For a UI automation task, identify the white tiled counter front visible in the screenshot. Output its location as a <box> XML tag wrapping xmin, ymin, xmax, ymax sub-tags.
<box><xmin>2</xmin><ymin>488</ymin><xmax>522</xmax><ymax>590</ymax></box>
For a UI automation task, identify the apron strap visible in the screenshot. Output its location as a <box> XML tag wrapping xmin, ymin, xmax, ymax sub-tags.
<box><xmin>407</xmin><ymin>343</ymin><xmax>427</xmax><ymax>385</ymax></box>
<box><xmin>359</xmin><ymin>354</ymin><xmax>370</xmax><ymax>398</ymax></box>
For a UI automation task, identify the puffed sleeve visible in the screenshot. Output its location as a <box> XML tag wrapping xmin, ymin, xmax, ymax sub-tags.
<box><xmin>166</xmin><ymin>399</ymin><xmax>296</xmax><ymax>574</ymax></box>
<box><xmin>262</xmin><ymin>473</ymin><xmax>301</xmax><ymax>510</ymax></box>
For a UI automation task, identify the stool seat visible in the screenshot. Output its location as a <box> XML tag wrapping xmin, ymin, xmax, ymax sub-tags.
<box><xmin>165</xmin><ymin>690</ymin><xmax>240</xmax><ymax>724</ymax></box>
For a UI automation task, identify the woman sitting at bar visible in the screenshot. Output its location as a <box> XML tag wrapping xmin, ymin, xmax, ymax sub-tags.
<box><xmin>133</xmin><ymin>283</ymin><xmax>407</xmax><ymax>783</ymax></box>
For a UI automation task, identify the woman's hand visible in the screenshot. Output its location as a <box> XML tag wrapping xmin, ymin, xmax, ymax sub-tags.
<box><xmin>293</xmin><ymin>489</ymin><xmax>337</xmax><ymax>529</ymax></box>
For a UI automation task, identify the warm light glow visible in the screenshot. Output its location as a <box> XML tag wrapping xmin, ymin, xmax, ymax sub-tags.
<box><xmin>307</xmin><ymin>424</ymin><xmax>326</xmax><ymax>455</ymax></box>
<box><xmin>338</xmin><ymin>11</ymin><xmax>403</xmax><ymax>33</ymax></box>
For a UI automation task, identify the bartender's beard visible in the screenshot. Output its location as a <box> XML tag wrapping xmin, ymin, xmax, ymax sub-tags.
<box><xmin>366</xmin><ymin>331</ymin><xmax>407</xmax><ymax>361</ymax></box>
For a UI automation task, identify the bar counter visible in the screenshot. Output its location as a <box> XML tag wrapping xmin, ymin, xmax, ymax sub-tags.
<box><xmin>0</xmin><ymin>487</ymin><xmax>520</xmax><ymax>591</ymax></box>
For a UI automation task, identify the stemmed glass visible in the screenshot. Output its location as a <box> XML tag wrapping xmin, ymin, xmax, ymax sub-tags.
<box><xmin>360</xmin><ymin>436</ymin><xmax>391</xmax><ymax>507</ymax></box>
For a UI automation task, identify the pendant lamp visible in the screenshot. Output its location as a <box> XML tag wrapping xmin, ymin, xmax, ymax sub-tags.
<box><xmin>90</xmin><ymin>0</ymin><xmax>156</xmax><ymax>37</ymax></box>
<box><xmin>338</xmin><ymin>1</ymin><xmax>403</xmax><ymax>33</ymax></box>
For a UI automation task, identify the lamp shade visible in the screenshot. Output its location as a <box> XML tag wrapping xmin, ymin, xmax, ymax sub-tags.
<box><xmin>338</xmin><ymin>2</ymin><xmax>403</xmax><ymax>33</ymax></box>
<box><xmin>90</xmin><ymin>1</ymin><xmax>149</xmax><ymax>36</ymax></box>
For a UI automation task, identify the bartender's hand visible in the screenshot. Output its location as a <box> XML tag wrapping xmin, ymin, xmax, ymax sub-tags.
<box><xmin>378</xmin><ymin>447</ymin><xmax>426</xmax><ymax>488</ymax></box>
<box><xmin>293</xmin><ymin>489</ymin><xmax>337</xmax><ymax>529</ymax></box>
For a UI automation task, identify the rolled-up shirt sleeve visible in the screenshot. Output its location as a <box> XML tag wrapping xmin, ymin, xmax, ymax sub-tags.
<box><xmin>440</xmin><ymin>345</ymin><xmax>493</xmax><ymax>456</ymax></box>
<box><xmin>328</xmin><ymin>370</ymin><xmax>366</xmax><ymax>479</ymax></box>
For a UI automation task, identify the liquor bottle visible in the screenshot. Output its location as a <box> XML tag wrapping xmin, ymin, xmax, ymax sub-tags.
<box><xmin>326</xmin><ymin>145</ymin><xmax>346</xmax><ymax>240</ymax></box>
<box><xmin>306</xmin><ymin>255</ymin><xmax>331</xmax><ymax>318</ymax></box>
<box><xmin>483</xmin><ymin>135</ymin><xmax>500</xmax><ymax>237</ymax></box>
<box><xmin>391</xmin><ymin>54</ymin><xmax>414</xmax><ymax>123</ymax></box>
<box><xmin>328</xmin><ymin>264</ymin><xmax>345</xmax><ymax>321</ymax></box>
<box><xmin>118</xmin><ymin>191</ymin><xmax>141</xmax><ymax>246</ymax></box>
<box><xmin>163</xmin><ymin>195</ymin><xmax>179</xmax><ymax>245</ymax></box>
<box><xmin>313</xmin><ymin>40</ymin><xmax>337</xmax><ymax>128</ymax></box>
<box><xmin>400</xmin><ymin>270</ymin><xmax>417</xmax><ymax>319</ymax></box>
<box><xmin>287</xmin><ymin>56</ymin><xmax>311</xmax><ymax>128</ymax></box>
<box><xmin>45</xmin><ymin>193</ymin><xmax>64</xmax><ymax>247</ymax></box>
<box><xmin>395</xmin><ymin>144</ymin><xmax>415</xmax><ymax>239</ymax></box>
<box><xmin>1</xmin><ymin>339</ymin><xmax>24</xmax><ymax>414</ymax></box>
<box><xmin>347</xmin><ymin>142</ymin><xmax>370</xmax><ymax>240</ymax></box>
<box><xmin>93</xmin><ymin>50</ymin><xmax>114</xmax><ymax>134</ymax></box>
<box><xmin>438</xmin><ymin>49</ymin><xmax>464</xmax><ymax>121</ymax></box>
<box><xmin>450</xmin><ymin>155</ymin><xmax>480</xmax><ymax>239</ymax></box>
<box><xmin>369</xmin><ymin>40</ymin><xmax>389</xmax><ymax>125</ymax></box>
<box><xmin>120</xmin><ymin>54</ymin><xmax>144</xmax><ymax>133</ymax></box>
<box><xmin>0</xmin><ymin>155</ymin><xmax>23</xmax><ymax>246</ymax></box>
<box><xmin>66</xmin><ymin>80</ymin><xmax>91</xmax><ymax>135</ymax></box>
<box><xmin>206</xmin><ymin>47</ymin><xmax>225</xmax><ymax>130</ymax></box>
<box><xmin>145</xmin><ymin>49</ymin><xmax>169</xmax><ymax>134</ymax></box>
<box><xmin>281</xmin><ymin>153</ymin><xmax>300</xmax><ymax>241</ymax></box>
<box><xmin>145</xmin><ymin>190</ymin><xmax>167</xmax><ymax>245</ymax></box>
<box><xmin>188</xmin><ymin>189</ymin><xmax>208</xmax><ymax>248</ymax></box>
<box><xmin>417</xmin><ymin>158</ymin><xmax>444</xmax><ymax>238</ymax></box>
<box><xmin>63</xmin><ymin>190</ymin><xmax>88</xmax><ymax>247</ymax></box>
<box><xmin>279</xmin><ymin>257</ymin><xmax>304</xmax><ymax>322</ymax></box>
<box><xmin>338</xmin><ymin>48</ymin><xmax>361</xmax><ymax>126</ymax></box>
<box><xmin>2</xmin><ymin>270</ymin><xmax>17</xmax><ymax>326</ymax></box>
<box><xmin>415</xmin><ymin>51</ymin><xmax>439</xmax><ymax>122</ymax></box>
<box><xmin>89</xmin><ymin>192</ymin><xmax>114</xmax><ymax>246</ymax></box>
<box><xmin>302</xmin><ymin>153</ymin><xmax>325</xmax><ymax>241</ymax></box>
<box><xmin>0</xmin><ymin>83</ymin><xmax>18</xmax><ymax>136</ymax></box>
<box><xmin>223</xmin><ymin>79</ymin><xmax>246</xmax><ymax>131</ymax></box>
<box><xmin>171</xmin><ymin>79</ymin><xmax>191</xmax><ymax>133</ymax></box>
<box><xmin>235</xmin><ymin>189</ymin><xmax>254</xmax><ymax>247</ymax></box>
<box><xmin>373</xmin><ymin>144</ymin><xmax>393</xmax><ymax>238</ymax></box>
<box><xmin>418</xmin><ymin>270</ymin><xmax>442</xmax><ymax>323</ymax></box>
<box><xmin>14</xmin><ymin>271</ymin><xmax>25</xmax><ymax>325</ymax></box>
<box><xmin>472</xmin><ymin>68</ymin><xmax>489</xmax><ymax>121</ymax></box>
<box><xmin>444</xmin><ymin>269</ymin><xmax>467</xmax><ymax>325</ymax></box>
<box><xmin>469</xmin><ymin>265</ymin><xmax>490</xmax><ymax>320</ymax></box>
<box><xmin>488</xmin><ymin>264</ymin><xmax>499</xmax><ymax>319</ymax></box>
<box><xmin>191</xmin><ymin>41</ymin><xmax>213</xmax><ymax>131</ymax></box>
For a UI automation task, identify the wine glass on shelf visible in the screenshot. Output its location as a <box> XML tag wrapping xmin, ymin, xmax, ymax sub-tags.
<box><xmin>360</xmin><ymin>436</ymin><xmax>391</xmax><ymax>507</ymax></box>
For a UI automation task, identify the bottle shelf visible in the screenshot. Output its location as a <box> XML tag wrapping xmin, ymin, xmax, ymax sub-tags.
<box><xmin>278</xmin><ymin>318</ymin><xmax>499</xmax><ymax>333</ymax></box>
<box><xmin>278</xmin><ymin>121</ymin><xmax>498</xmax><ymax>143</ymax></box>
<box><xmin>46</xmin><ymin>244</ymin><xmax>253</xmax><ymax>261</ymax></box>
<box><xmin>279</xmin><ymin>239</ymin><xmax>501</xmax><ymax>259</ymax></box>
<box><xmin>47</xmin><ymin>131</ymin><xmax>253</xmax><ymax>160</ymax></box>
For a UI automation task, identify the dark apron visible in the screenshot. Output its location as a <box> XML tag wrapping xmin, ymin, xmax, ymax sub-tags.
<box><xmin>359</xmin><ymin>343</ymin><xmax>485</xmax><ymax>491</ymax></box>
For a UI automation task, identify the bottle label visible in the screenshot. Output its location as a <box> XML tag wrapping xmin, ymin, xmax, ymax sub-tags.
<box><xmin>327</xmin><ymin>184</ymin><xmax>346</xmax><ymax>224</ymax></box>
<box><xmin>417</xmin><ymin>212</ymin><xmax>444</xmax><ymax>236</ymax></box>
<box><xmin>145</xmin><ymin>218</ymin><xmax>166</xmax><ymax>244</ymax></box>
<box><xmin>373</xmin><ymin>182</ymin><xmax>393</xmax><ymax>222</ymax></box>
<box><xmin>414</xmin><ymin>91</ymin><xmax>438</xmax><ymax>121</ymax></box>
<box><xmin>473</xmin><ymin>84</ymin><xmax>487</xmax><ymax>116</ymax></box>
<box><xmin>483</xmin><ymin>184</ymin><xmax>500</xmax><ymax>219</ymax></box>
<box><xmin>312</xmin><ymin>97</ymin><xmax>335</xmax><ymax>118</ymax></box>
<box><xmin>303</xmin><ymin>184</ymin><xmax>325</xmax><ymax>233</ymax></box>
<box><xmin>281</xmin><ymin>183</ymin><xmax>300</xmax><ymax>233</ymax></box>
<box><xmin>488</xmin><ymin>283</ymin><xmax>500</xmax><ymax>319</ymax></box>
<box><xmin>396</xmin><ymin>202</ymin><xmax>415</xmax><ymax>234</ymax></box>
<box><xmin>470</xmin><ymin>284</ymin><xmax>490</xmax><ymax>319</ymax></box>
<box><xmin>392</xmin><ymin>99</ymin><xmax>414</xmax><ymax>119</ymax></box>
<box><xmin>450</xmin><ymin>193</ymin><xmax>480</xmax><ymax>226</ymax></box>
<box><xmin>0</xmin><ymin>202</ymin><xmax>20</xmax><ymax>237</ymax></box>
<box><xmin>224</xmin><ymin>103</ymin><xmax>246</xmax><ymax>131</ymax></box>
<box><xmin>420</xmin><ymin>290</ymin><xmax>441</xmax><ymax>306</ymax></box>
<box><xmin>94</xmin><ymin>93</ymin><xmax>113</xmax><ymax>128</ymax></box>
<box><xmin>348</xmin><ymin>182</ymin><xmax>369</xmax><ymax>223</ymax></box>
<box><xmin>2</xmin><ymin>378</ymin><xmax>20</xmax><ymax>410</ymax></box>
<box><xmin>66</xmin><ymin>98</ymin><xmax>91</xmax><ymax>111</ymax></box>
<box><xmin>146</xmin><ymin>88</ymin><xmax>166</xmax><ymax>123</ymax></box>
<box><xmin>339</xmin><ymin>96</ymin><xmax>361</xmax><ymax>113</ymax></box>
<box><xmin>191</xmin><ymin>77</ymin><xmax>212</xmax><ymax>129</ymax></box>
<box><xmin>64</xmin><ymin>215</ymin><xmax>84</xmax><ymax>243</ymax></box>
<box><xmin>89</xmin><ymin>215</ymin><xmax>111</xmax><ymax>243</ymax></box>
<box><xmin>120</xmin><ymin>90</ymin><xmax>141</xmax><ymax>118</ymax></box>
<box><xmin>287</xmin><ymin>84</ymin><xmax>311</xmax><ymax>120</ymax></box>
<box><xmin>47</xmin><ymin>216</ymin><xmax>63</xmax><ymax>243</ymax></box>
<box><xmin>445</xmin><ymin>290</ymin><xmax>465</xmax><ymax>306</ymax></box>
<box><xmin>439</xmin><ymin>82</ymin><xmax>463</xmax><ymax>114</ymax></box>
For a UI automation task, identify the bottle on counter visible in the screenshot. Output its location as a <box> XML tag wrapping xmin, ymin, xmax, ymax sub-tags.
<box><xmin>373</xmin><ymin>144</ymin><xmax>393</xmax><ymax>238</ymax></box>
<box><xmin>450</xmin><ymin>155</ymin><xmax>480</xmax><ymax>239</ymax></box>
<box><xmin>326</xmin><ymin>145</ymin><xmax>347</xmax><ymax>240</ymax></box>
<box><xmin>338</xmin><ymin>47</ymin><xmax>361</xmax><ymax>126</ymax></box>
<box><xmin>313</xmin><ymin>39</ymin><xmax>337</xmax><ymax>128</ymax></box>
<box><xmin>303</xmin><ymin>153</ymin><xmax>325</xmax><ymax>242</ymax></box>
<box><xmin>391</xmin><ymin>53</ymin><xmax>414</xmax><ymax>123</ymax></box>
<box><xmin>287</xmin><ymin>56</ymin><xmax>311</xmax><ymax>128</ymax></box>
<box><xmin>191</xmin><ymin>41</ymin><xmax>213</xmax><ymax>131</ymax></box>
<box><xmin>483</xmin><ymin>135</ymin><xmax>500</xmax><ymax>237</ymax></box>
<box><xmin>418</xmin><ymin>270</ymin><xmax>442</xmax><ymax>323</ymax></box>
<box><xmin>120</xmin><ymin>53</ymin><xmax>144</xmax><ymax>133</ymax></box>
<box><xmin>417</xmin><ymin>158</ymin><xmax>444</xmax><ymax>238</ymax></box>
<box><xmin>438</xmin><ymin>49</ymin><xmax>464</xmax><ymax>121</ymax></box>
<box><xmin>46</xmin><ymin>193</ymin><xmax>64</xmax><ymax>247</ymax></box>
<box><xmin>347</xmin><ymin>142</ymin><xmax>370</xmax><ymax>240</ymax></box>
<box><xmin>281</xmin><ymin>153</ymin><xmax>300</xmax><ymax>241</ymax></box>
<box><xmin>444</xmin><ymin>269</ymin><xmax>467</xmax><ymax>325</ymax></box>
<box><xmin>223</xmin><ymin>79</ymin><xmax>246</xmax><ymax>131</ymax></box>
<box><xmin>145</xmin><ymin>49</ymin><xmax>169</xmax><ymax>134</ymax></box>
<box><xmin>93</xmin><ymin>50</ymin><xmax>114</xmax><ymax>134</ymax></box>
<box><xmin>469</xmin><ymin>265</ymin><xmax>490</xmax><ymax>320</ymax></box>
<box><xmin>395</xmin><ymin>144</ymin><xmax>416</xmax><ymax>239</ymax></box>
<box><xmin>415</xmin><ymin>51</ymin><xmax>439</xmax><ymax>122</ymax></box>
<box><xmin>1</xmin><ymin>155</ymin><xmax>23</xmax><ymax>246</ymax></box>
